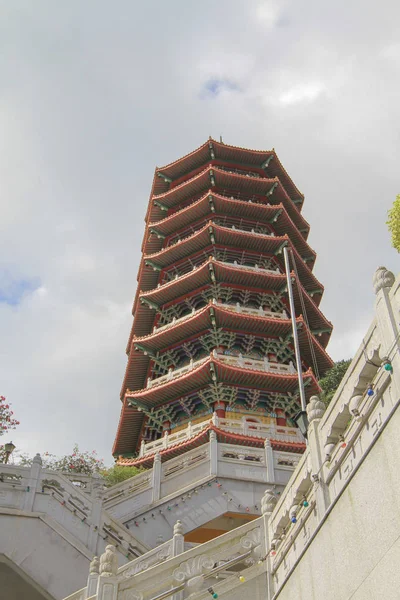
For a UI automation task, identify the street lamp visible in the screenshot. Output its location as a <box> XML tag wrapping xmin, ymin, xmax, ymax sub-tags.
<box><xmin>4</xmin><ymin>441</ymin><xmax>16</xmax><ymax>464</ymax></box>
<box><xmin>294</xmin><ymin>411</ymin><xmax>309</xmax><ymax>439</ymax></box>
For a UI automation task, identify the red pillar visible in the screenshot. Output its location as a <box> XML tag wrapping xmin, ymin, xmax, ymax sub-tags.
<box><xmin>214</xmin><ymin>401</ymin><xmax>226</xmax><ymax>419</ymax></box>
<box><xmin>276</xmin><ymin>409</ymin><xmax>287</xmax><ymax>427</ymax></box>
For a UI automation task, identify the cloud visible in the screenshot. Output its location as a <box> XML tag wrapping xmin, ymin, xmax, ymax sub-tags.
<box><xmin>0</xmin><ymin>0</ymin><xmax>399</xmax><ymax>463</ymax></box>
<box><xmin>201</xmin><ymin>78</ymin><xmax>241</xmax><ymax>98</ymax></box>
<box><xmin>0</xmin><ymin>271</ymin><xmax>40</xmax><ymax>306</ymax></box>
<box><xmin>278</xmin><ymin>82</ymin><xmax>326</xmax><ymax>106</ymax></box>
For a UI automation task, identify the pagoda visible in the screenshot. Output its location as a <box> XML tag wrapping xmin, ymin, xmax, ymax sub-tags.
<box><xmin>112</xmin><ymin>139</ymin><xmax>333</xmax><ymax>542</ymax></box>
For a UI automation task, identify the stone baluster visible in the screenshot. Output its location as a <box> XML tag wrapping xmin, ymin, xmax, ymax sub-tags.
<box><xmin>261</xmin><ymin>489</ymin><xmax>278</xmax><ymax>599</ymax></box>
<box><xmin>152</xmin><ymin>453</ymin><xmax>161</xmax><ymax>503</ymax></box>
<box><xmin>96</xmin><ymin>545</ymin><xmax>118</xmax><ymax>600</ymax></box>
<box><xmin>139</xmin><ymin>439</ymin><xmax>145</xmax><ymax>458</ymax></box>
<box><xmin>86</xmin><ymin>556</ymin><xmax>100</xmax><ymax>598</ymax></box>
<box><xmin>306</xmin><ymin>397</ymin><xmax>330</xmax><ymax>515</ymax></box>
<box><xmin>209</xmin><ymin>429</ymin><xmax>218</xmax><ymax>477</ymax></box>
<box><xmin>172</xmin><ymin>520</ymin><xmax>185</xmax><ymax>557</ymax></box>
<box><xmin>163</xmin><ymin>431</ymin><xmax>169</xmax><ymax>449</ymax></box>
<box><xmin>23</xmin><ymin>453</ymin><xmax>42</xmax><ymax>512</ymax></box>
<box><xmin>187</xmin><ymin>421</ymin><xmax>193</xmax><ymax>438</ymax></box>
<box><xmin>88</xmin><ymin>473</ymin><xmax>105</xmax><ymax>554</ymax></box>
<box><xmin>264</xmin><ymin>439</ymin><xmax>275</xmax><ymax>484</ymax></box>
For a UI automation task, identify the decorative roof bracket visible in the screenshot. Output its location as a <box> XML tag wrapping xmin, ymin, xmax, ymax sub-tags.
<box><xmin>140</xmin><ymin>297</ymin><xmax>160</xmax><ymax>311</ymax></box>
<box><xmin>157</xmin><ymin>172</ymin><xmax>172</xmax><ymax>184</ymax></box>
<box><xmin>145</xmin><ymin>259</ymin><xmax>162</xmax><ymax>272</ymax></box>
<box><xmin>154</xmin><ymin>200</ymin><xmax>169</xmax><ymax>211</ymax></box>
<box><xmin>269</xmin><ymin>208</ymin><xmax>283</xmax><ymax>224</ymax></box>
<box><xmin>149</xmin><ymin>228</ymin><xmax>166</xmax><ymax>240</ymax></box>
<box><xmin>266</xmin><ymin>182</ymin><xmax>278</xmax><ymax>197</ymax></box>
<box><xmin>261</xmin><ymin>155</ymin><xmax>274</xmax><ymax>169</ymax></box>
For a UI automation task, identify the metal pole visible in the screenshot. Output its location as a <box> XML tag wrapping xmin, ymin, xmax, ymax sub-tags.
<box><xmin>283</xmin><ymin>246</ymin><xmax>307</xmax><ymax>412</ymax></box>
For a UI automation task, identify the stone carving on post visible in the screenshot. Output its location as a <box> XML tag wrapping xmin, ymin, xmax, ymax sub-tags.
<box><xmin>172</xmin><ymin>520</ymin><xmax>185</xmax><ymax>557</ymax></box>
<box><xmin>209</xmin><ymin>429</ymin><xmax>218</xmax><ymax>476</ymax></box>
<box><xmin>261</xmin><ymin>489</ymin><xmax>277</xmax><ymax>516</ymax></box>
<box><xmin>87</xmin><ymin>556</ymin><xmax>100</xmax><ymax>598</ymax></box>
<box><xmin>97</xmin><ymin>545</ymin><xmax>118</xmax><ymax>600</ymax></box>
<box><xmin>372</xmin><ymin>266</ymin><xmax>395</xmax><ymax>294</ymax></box>
<box><xmin>99</xmin><ymin>545</ymin><xmax>118</xmax><ymax>577</ymax></box>
<box><xmin>152</xmin><ymin>452</ymin><xmax>161</xmax><ymax>502</ymax></box>
<box><xmin>306</xmin><ymin>396</ymin><xmax>326</xmax><ymax>423</ymax></box>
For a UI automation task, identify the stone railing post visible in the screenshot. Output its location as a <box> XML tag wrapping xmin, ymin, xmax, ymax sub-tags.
<box><xmin>152</xmin><ymin>452</ymin><xmax>161</xmax><ymax>503</ymax></box>
<box><xmin>261</xmin><ymin>489</ymin><xmax>277</xmax><ymax>600</ymax></box>
<box><xmin>96</xmin><ymin>545</ymin><xmax>118</xmax><ymax>600</ymax></box>
<box><xmin>88</xmin><ymin>473</ymin><xmax>104</xmax><ymax>554</ymax></box>
<box><xmin>23</xmin><ymin>453</ymin><xmax>42</xmax><ymax>512</ymax></box>
<box><xmin>172</xmin><ymin>520</ymin><xmax>185</xmax><ymax>556</ymax></box>
<box><xmin>209</xmin><ymin>430</ymin><xmax>218</xmax><ymax>477</ymax></box>
<box><xmin>86</xmin><ymin>556</ymin><xmax>100</xmax><ymax>599</ymax></box>
<box><xmin>306</xmin><ymin>397</ymin><xmax>330</xmax><ymax>514</ymax></box>
<box><xmin>264</xmin><ymin>439</ymin><xmax>275</xmax><ymax>484</ymax></box>
<box><xmin>373</xmin><ymin>267</ymin><xmax>398</xmax><ymax>357</ymax></box>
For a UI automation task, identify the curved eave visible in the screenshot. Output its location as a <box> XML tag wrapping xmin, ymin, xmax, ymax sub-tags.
<box><xmin>139</xmin><ymin>259</ymin><xmax>332</xmax><ymax>333</ymax></box>
<box><xmin>125</xmin><ymin>356</ymin><xmax>320</xmax><ymax>408</ymax></box>
<box><xmin>133</xmin><ymin>306</ymin><xmax>333</xmax><ymax>374</ymax></box>
<box><xmin>144</xmin><ymin>224</ymin><xmax>322</xmax><ymax>296</ymax></box>
<box><xmin>151</xmin><ymin>167</ymin><xmax>308</xmax><ymax>233</ymax></box>
<box><xmin>146</xmin><ymin>194</ymin><xmax>316</xmax><ymax>266</ymax></box>
<box><xmin>156</xmin><ymin>139</ymin><xmax>303</xmax><ymax>205</ymax></box>
<box><xmin>139</xmin><ymin>258</ymin><xmax>286</xmax><ymax>305</ymax></box>
<box><xmin>116</xmin><ymin>424</ymin><xmax>305</xmax><ymax>466</ymax></box>
<box><xmin>112</xmin><ymin>398</ymin><xmax>144</xmax><ymax>456</ymax></box>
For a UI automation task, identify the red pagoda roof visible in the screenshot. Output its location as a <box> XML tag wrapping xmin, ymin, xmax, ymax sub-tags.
<box><xmin>143</xmin><ymin>224</ymin><xmax>322</xmax><ymax>295</ymax></box>
<box><xmin>132</xmin><ymin>304</ymin><xmax>333</xmax><ymax>374</ymax></box>
<box><xmin>144</xmin><ymin>193</ymin><xmax>314</xmax><ymax>260</ymax></box>
<box><xmin>149</xmin><ymin>166</ymin><xmax>308</xmax><ymax>234</ymax></box>
<box><xmin>152</xmin><ymin>139</ymin><xmax>304</xmax><ymax>206</ymax></box>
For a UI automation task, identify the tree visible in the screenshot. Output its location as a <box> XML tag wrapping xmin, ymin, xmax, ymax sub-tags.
<box><xmin>101</xmin><ymin>464</ymin><xmax>144</xmax><ymax>487</ymax></box>
<box><xmin>15</xmin><ymin>444</ymin><xmax>144</xmax><ymax>487</ymax></box>
<box><xmin>0</xmin><ymin>395</ymin><xmax>20</xmax><ymax>463</ymax></box>
<box><xmin>387</xmin><ymin>194</ymin><xmax>400</xmax><ymax>252</ymax></box>
<box><xmin>319</xmin><ymin>359</ymin><xmax>352</xmax><ymax>406</ymax></box>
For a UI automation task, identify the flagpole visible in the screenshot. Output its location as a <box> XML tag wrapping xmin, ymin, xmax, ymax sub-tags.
<box><xmin>283</xmin><ymin>246</ymin><xmax>307</xmax><ymax>413</ymax></box>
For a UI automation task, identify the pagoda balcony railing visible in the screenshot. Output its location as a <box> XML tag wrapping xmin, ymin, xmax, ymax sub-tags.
<box><xmin>166</xmin><ymin>219</ymin><xmax>274</xmax><ymax>248</ymax></box>
<box><xmin>157</xmin><ymin>257</ymin><xmax>281</xmax><ymax>288</ymax></box>
<box><xmin>153</xmin><ymin>301</ymin><xmax>288</xmax><ymax>334</ymax></box>
<box><xmin>146</xmin><ymin>356</ymin><xmax>209</xmax><ymax>388</ymax></box>
<box><xmin>138</xmin><ymin>413</ymin><xmax>304</xmax><ymax>457</ymax></box>
<box><xmin>147</xmin><ymin>351</ymin><xmax>295</xmax><ymax>389</ymax></box>
<box><xmin>213</xmin><ymin>350</ymin><xmax>296</xmax><ymax>375</ymax></box>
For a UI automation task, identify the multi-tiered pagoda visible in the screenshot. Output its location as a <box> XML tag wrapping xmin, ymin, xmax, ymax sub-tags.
<box><xmin>113</xmin><ymin>139</ymin><xmax>333</xmax><ymax>468</ymax></box>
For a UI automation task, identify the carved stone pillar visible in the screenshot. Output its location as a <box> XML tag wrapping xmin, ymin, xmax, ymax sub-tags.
<box><xmin>23</xmin><ymin>453</ymin><xmax>42</xmax><ymax>512</ymax></box>
<box><xmin>152</xmin><ymin>452</ymin><xmax>162</xmax><ymax>503</ymax></box>
<box><xmin>306</xmin><ymin>397</ymin><xmax>330</xmax><ymax>515</ymax></box>
<box><xmin>96</xmin><ymin>545</ymin><xmax>118</xmax><ymax>600</ymax></box>
<box><xmin>172</xmin><ymin>520</ymin><xmax>185</xmax><ymax>556</ymax></box>
<box><xmin>209</xmin><ymin>429</ymin><xmax>218</xmax><ymax>477</ymax></box>
<box><xmin>86</xmin><ymin>556</ymin><xmax>100</xmax><ymax>599</ymax></box>
<box><xmin>264</xmin><ymin>439</ymin><xmax>275</xmax><ymax>484</ymax></box>
<box><xmin>88</xmin><ymin>472</ymin><xmax>105</xmax><ymax>554</ymax></box>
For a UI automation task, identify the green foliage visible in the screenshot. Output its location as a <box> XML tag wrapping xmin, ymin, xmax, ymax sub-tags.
<box><xmin>16</xmin><ymin>444</ymin><xmax>106</xmax><ymax>474</ymax></box>
<box><xmin>101</xmin><ymin>464</ymin><xmax>144</xmax><ymax>487</ymax></box>
<box><xmin>13</xmin><ymin>444</ymin><xmax>145</xmax><ymax>488</ymax></box>
<box><xmin>319</xmin><ymin>359</ymin><xmax>352</xmax><ymax>406</ymax></box>
<box><xmin>387</xmin><ymin>194</ymin><xmax>400</xmax><ymax>252</ymax></box>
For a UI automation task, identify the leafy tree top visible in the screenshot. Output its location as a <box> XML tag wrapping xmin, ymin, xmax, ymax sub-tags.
<box><xmin>319</xmin><ymin>359</ymin><xmax>351</xmax><ymax>406</ymax></box>
<box><xmin>387</xmin><ymin>194</ymin><xmax>400</xmax><ymax>253</ymax></box>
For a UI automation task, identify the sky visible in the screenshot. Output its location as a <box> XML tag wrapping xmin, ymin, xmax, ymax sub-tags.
<box><xmin>0</xmin><ymin>0</ymin><xmax>399</xmax><ymax>464</ymax></box>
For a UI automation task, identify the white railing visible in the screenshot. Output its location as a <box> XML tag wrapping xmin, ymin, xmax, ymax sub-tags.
<box><xmin>216</xmin><ymin>300</ymin><xmax>288</xmax><ymax>320</ymax></box>
<box><xmin>137</xmin><ymin>414</ymin><xmax>304</xmax><ymax>458</ymax></box>
<box><xmin>213</xmin><ymin>350</ymin><xmax>296</xmax><ymax>375</ymax></box>
<box><xmin>215</xmin><ymin>417</ymin><xmax>304</xmax><ymax>444</ymax></box>
<box><xmin>220</xmin><ymin>259</ymin><xmax>280</xmax><ymax>274</ymax></box>
<box><xmin>139</xmin><ymin>420</ymin><xmax>210</xmax><ymax>456</ymax></box>
<box><xmin>146</xmin><ymin>356</ymin><xmax>209</xmax><ymax>388</ymax></box>
<box><xmin>153</xmin><ymin>302</ymin><xmax>287</xmax><ymax>335</ymax></box>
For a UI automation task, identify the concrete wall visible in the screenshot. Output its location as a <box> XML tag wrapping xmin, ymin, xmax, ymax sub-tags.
<box><xmin>275</xmin><ymin>401</ymin><xmax>400</xmax><ymax>600</ymax></box>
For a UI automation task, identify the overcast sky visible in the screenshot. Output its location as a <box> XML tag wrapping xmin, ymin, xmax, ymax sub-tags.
<box><xmin>1</xmin><ymin>1</ymin><xmax>399</xmax><ymax>463</ymax></box>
